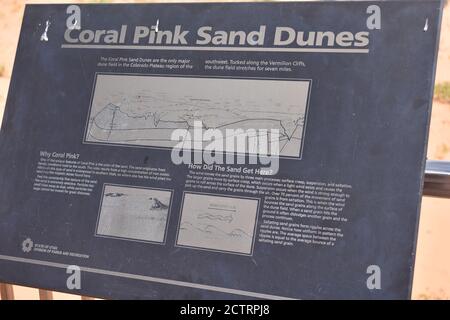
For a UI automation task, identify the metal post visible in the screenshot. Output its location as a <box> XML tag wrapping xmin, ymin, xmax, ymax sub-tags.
<box><xmin>0</xmin><ymin>283</ymin><xmax>14</xmax><ymax>300</ymax></box>
<box><xmin>38</xmin><ymin>289</ymin><xmax>53</xmax><ymax>300</ymax></box>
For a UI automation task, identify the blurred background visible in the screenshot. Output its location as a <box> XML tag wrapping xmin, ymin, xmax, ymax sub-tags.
<box><xmin>0</xmin><ymin>0</ymin><xmax>449</xmax><ymax>300</ymax></box>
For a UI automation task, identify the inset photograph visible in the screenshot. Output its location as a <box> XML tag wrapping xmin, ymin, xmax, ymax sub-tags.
<box><xmin>96</xmin><ymin>184</ymin><xmax>172</xmax><ymax>243</ymax></box>
<box><xmin>176</xmin><ymin>192</ymin><xmax>259</xmax><ymax>255</ymax></box>
<box><xmin>85</xmin><ymin>74</ymin><xmax>310</xmax><ymax>158</ymax></box>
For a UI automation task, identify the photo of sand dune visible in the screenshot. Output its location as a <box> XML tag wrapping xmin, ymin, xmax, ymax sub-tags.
<box><xmin>96</xmin><ymin>184</ymin><xmax>172</xmax><ymax>243</ymax></box>
<box><xmin>177</xmin><ymin>193</ymin><xmax>259</xmax><ymax>255</ymax></box>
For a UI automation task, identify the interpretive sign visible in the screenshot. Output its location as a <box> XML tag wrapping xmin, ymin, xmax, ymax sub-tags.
<box><xmin>0</xmin><ymin>1</ymin><xmax>443</xmax><ymax>299</ymax></box>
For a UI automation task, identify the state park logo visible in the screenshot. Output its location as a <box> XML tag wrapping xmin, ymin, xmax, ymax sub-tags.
<box><xmin>21</xmin><ymin>238</ymin><xmax>34</xmax><ymax>253</ymax></box>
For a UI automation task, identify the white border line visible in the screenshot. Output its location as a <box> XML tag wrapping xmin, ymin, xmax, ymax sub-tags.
<box><xmin>94</xmin><ymin>183</ymin><xmax>174</xmax><ymax>245</ymax></box>
<box><xmin>82</xmin><ymin>73</ymin><xmax>100</xmax><ymax>144</ymax></box>
<box><xmin>82</xmin><ymin>72</ymin><xmax>312</xmax><ymax>161</ymax></box>
<box><xmin>62</xmin><ymin>44</ymin><xmax>369</xmax><ymax>54</ymax></box>
<box><xmin>174</xmin><ymin>191</ymin><xmax>260</xmax><ymax>256</ymax></box>
<box><xmin>299</xmin><ymin>78</ymin><xmax>312</xmax><ymax>159</ymax></box>
<box><xmin>0</xmin><ymin>254</ymin><xmax>294</xmax><ymax>300</ymax></box>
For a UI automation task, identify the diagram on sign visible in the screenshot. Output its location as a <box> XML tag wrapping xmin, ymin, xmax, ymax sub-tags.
<box><xmin>176</xmin><ymin>193</ymin><xmax>259</xmax><ymax>255</ymax></box>
<box><xmin>96</xmin><ymin>184</ymin><xmax>172</xmax><ymax>243</ymax></box>
<box><xmin>85</xmin><ymin>74</ymin><xmax>310</xmax><ymax>157</ymax></box>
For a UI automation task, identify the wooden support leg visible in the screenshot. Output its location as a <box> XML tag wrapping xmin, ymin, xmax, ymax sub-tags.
<box><xmin>38</xmin><ymin>289</ymin><xmax>53</xmax><ymax>300</ymax></box>
<box><xmin>0</xmin><ymin>283</ymin><xmax>15</xmax><ymax>300</ymax></box>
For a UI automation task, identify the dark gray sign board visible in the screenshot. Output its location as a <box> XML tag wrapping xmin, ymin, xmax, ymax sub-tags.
<box><xmin>0</xmin><ymin>1</ymin><xmax>443</xmax><ymax>299</ymax></box>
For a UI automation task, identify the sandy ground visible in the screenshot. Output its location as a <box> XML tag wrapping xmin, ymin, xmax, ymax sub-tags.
<box><xmin>0</xmin><ymin>0</ymin><xmax>449</xmax><ymax>300</ymax></box>
<box><xmin>436</xmin><ymin>0</ymin><xmax>450</xmax><ymax>84</ymax></box>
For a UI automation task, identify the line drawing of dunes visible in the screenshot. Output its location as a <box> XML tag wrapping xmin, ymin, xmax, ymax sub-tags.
<box><xmin>88</xmin><ymin>104</ymin><xmax>299</xmax><ymax>144</ymax></box>
<box><xmin>85</xmin><ymin>75</ymin><xmax>310</xmax><ymax>157</ymax></box>
<box><xmin>176</xmin><ymin>193</ymin><xmax>259</xmax><ymax>255</ymax></box>
<box><xmin>197</xmin><ymin>212</ymin><xmax>234</xmax><ymax>223</ymax></box>
<box><xmin>179</xmin><ymin>222</ymin><xmax>252</xmax><ymax>240</ymax></box>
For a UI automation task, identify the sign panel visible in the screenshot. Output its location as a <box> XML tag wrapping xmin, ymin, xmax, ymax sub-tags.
<box><xmin>0</xmin><ymin>1</ymin><xmax>443</xmax><ymax>299</ymax></box>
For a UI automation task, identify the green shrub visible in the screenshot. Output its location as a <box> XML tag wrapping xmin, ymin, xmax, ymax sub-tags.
<box><xmin>434</xmin><ymin>82</ymin><xmax>450</xmax><ymax>103</ymax></box>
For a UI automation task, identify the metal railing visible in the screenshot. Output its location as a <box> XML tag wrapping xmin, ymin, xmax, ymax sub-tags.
<box><xmin>424</xmin><ymin>160</ymin><xmax>450</xmax><ymax>198</ymax></box>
